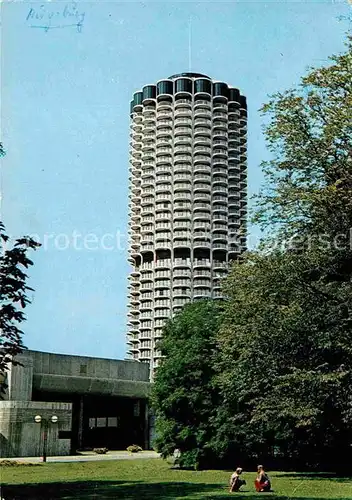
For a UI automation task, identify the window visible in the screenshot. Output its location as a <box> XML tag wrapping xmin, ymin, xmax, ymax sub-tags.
<box><xmin>107</xmin><ymin>417</ymin><xmax>118</xmax><ymax>427</ymax></box>
<box><xmin>97</xmin><ymin>417</ymin><xmax>107</xmax><ymax>428</ymax></box>
<box><xmin>80</xmin><ymin>364</ymin><xmax>87</xmax><ymax>375</ymax></box>
<box><xmin>89</xmin><ymin>417</ymin><xmax>119</xmax><ymax>428</ymax></box>
<box><xmin>134</xmin><ymin>401</ymin><xmax>140</xmax><ymax>417</ymax></box>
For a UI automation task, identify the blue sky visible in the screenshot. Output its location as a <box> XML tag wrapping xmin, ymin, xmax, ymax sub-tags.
<box><xmin>1</xmin><ymin>0</ymin><xmax>350</xmax><ymax>360</ymax></box>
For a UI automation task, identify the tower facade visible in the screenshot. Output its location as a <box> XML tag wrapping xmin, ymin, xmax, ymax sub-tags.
<box><xmin>127</xmin><ymin>73</ymin><xmax>247</xmax><ymax>373</ymax></box>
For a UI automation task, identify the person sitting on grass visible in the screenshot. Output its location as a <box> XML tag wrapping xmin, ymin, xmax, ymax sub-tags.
<box><xmin>229</xmin><ymin>467</ymin><xmax>246</xmax><ymax>492</ymax></box>
<box><xmin>254</xmin><ymin>465</ymin><xmax>271</xmax><ymax>492</ymax></box>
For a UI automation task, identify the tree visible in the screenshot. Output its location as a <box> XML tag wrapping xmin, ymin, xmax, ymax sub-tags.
<box><xmin>217</xmin><ymin>250</ymin><xmax>352</xmax><ymax>471</ymax></box>
<box><xmin>216</xmin><ymin>36</ymin><xmax>352</xmax><ymax>471</ymax></box>
<box><xmin>254</xmin><ymin>35</ymin><xmax>352</xmax><ymax>247</ymax></box>
<box><xmin>0</xmin><ymin>145</ymin><xmax>40</xmax><ymax>375</ymax></box>
<box><xmin>151</xmin><ymin>300</ymin><xmax>223</xmax><ymax>470</ymax></box>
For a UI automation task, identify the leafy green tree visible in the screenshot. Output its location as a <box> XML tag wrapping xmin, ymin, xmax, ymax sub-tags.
<box><xmin>216</xmin><ymin>37</ymin><xmax>352</xmax><ymax>471</ymax></box>
<box><xmin>217</xmin><ymin>250</ymin><xmax>352</xmax><ymax>470</ymax></box>
<box><xmin>255</xmin><ymin>35</ymin><xmax>352</xmax><ymax>248</ymax></box>
<box><xmin>0</xmin><ymin>145</ymin><xmax>40</xmax><ymax>376</ymax></box>
<box><xmin>151</xmin><ymin>300</ymin><xmax>223</xmax><ymax>470</ymax></box>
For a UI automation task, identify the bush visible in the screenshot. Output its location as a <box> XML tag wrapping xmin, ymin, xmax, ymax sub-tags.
<box><xmin>93</xmin><ymin>447</ymin><xmax>108</xmax><ymax>454</ymax></box>
<box><xmin>127</xmin><ymin>444</ymin><xmax>143</xmax><ymax>453</ymax></box>
<box><xmin>0</xmin><ymin>460</ymin><xmax>41</xmax><ymax>467</ymax></box>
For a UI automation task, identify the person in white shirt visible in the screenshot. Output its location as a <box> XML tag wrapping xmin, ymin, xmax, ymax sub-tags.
<box><xmin>229</xmin><ymin>467</ymin><xmax>246</xmax><ymax>492</ymax></box>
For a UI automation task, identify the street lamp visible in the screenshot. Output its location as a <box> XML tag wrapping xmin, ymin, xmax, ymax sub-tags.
<box><xmin>34</xmin><ymin>415</ymin><xmax>58</xmax><ymax>462</ymax></box>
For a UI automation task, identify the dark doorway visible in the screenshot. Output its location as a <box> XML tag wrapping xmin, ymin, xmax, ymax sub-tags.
<box><xmin>32</xmin><ymin>391</ymin><xmax>147</xmax><ymax>452</ymax></box>
<box><xmin>82</xmin><ymin>395</ymin><xmax>146</xmax><ymax>450</ymax></box>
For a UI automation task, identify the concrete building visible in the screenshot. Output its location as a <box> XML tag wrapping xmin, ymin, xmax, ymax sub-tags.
<box><xmin>127</xmin><ymin>72</ymin><xmax>248</xmax><ymax>373</ymax></box>
<box><xmin>0</xmin><ymin>350</ymin><xmax>151</xmax><ymax>458</ymax></box>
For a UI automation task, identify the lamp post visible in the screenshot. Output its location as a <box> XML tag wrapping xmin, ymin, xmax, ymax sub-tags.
<box><xmin>34</xmin><ymin>415</ymin><xmax>58</xmax><ymax>462</ymax></box>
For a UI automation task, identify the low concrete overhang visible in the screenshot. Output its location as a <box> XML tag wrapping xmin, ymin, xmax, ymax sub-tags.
<box><xmin>33</xmin><ymin>374</ymin><xmax>151</xmax><ymax>399</ymax></box>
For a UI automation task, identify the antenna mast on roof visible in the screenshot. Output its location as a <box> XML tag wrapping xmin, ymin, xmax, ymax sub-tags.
<box><xmin>188</xmin><ymin>16</ymin><xmax>192</xmax><ymax>72</ymax></box>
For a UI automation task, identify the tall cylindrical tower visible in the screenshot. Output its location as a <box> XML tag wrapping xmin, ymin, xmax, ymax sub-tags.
<box><xmin>127</xmin><ymin>73</ymin><xmax>247</xmax><ymax>374</ymax></box>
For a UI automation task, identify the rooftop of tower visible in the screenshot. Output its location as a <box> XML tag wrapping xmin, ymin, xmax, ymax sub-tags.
<box><xmin>168</xmin><ymin>72</ymin><xmax>211</xmax><ymax>80</ymax></box>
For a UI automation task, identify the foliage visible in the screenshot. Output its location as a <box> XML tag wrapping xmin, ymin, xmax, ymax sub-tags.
<box><xmin>151</xmin><ymin>300</ymin><xmax>223</xmax><ymax>470</ymax></box>
<box><xmin>216</xmin><ymin>250</ymin><xmax>352</xmax><ymax>470</ymax></box>
<box><xmin>151</xmin><ymin>37</ymin><xmax>352</xmax><ymax>473</ymax></box>
<box><xmin>254</xmin><ymin>36</ymin><xmax>352</xmax><ymax>247</ymax></box>
<box><xmin>93</xmin><ymin>447</ymin><xmax>108</xmax><ymax>454</ymax></box>
<box><xmin>214</xmin><ymin>37</ymin><xmax>352</xmax><ymax>471</ymax></box>
<box><xmin>0</xmin><ymin>460</ymin><xmax>41</xmax><ymax>467</ymax></box>
<box><xmin>127</xmin><ymin>444</ymin><xmax>143</xmax><ymax>453</ymax></box>
<box><xmin>0</xmin><ymin>144</ymin><xmax>41</xmax><ymax>375</ymax></box>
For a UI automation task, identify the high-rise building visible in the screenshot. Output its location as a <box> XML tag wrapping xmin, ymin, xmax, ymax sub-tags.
<box><xmin>127</xmin><ymin>73</ymin><xmax>247</xmax><ymax>374</ymax></box>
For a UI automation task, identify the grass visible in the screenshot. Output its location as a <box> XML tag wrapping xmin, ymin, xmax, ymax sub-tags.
<box><xmin>1</xmin><ymin>458</ymin><xmax>351</xmax><ymax>499</ymax></box>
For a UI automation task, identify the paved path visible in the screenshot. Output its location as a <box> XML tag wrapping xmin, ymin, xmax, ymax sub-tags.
<box><xmin>1</xmin><ymin>450</ymin><xmax>160</xmax><ymax>464</ymax></box>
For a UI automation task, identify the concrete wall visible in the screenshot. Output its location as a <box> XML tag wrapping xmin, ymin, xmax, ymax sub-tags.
<box><xmin>0</xmin><ymin>401</ymin><xmax>72</xmax><ymax>458</ymax></box>
<box><xmin>30</xmin><ymin>350</ymin><xmax>150</xmax><ymax>382</ymax></box>
<box><xmin>1</xmin><ymin>350</ymin><xmax>151</xmax><ymax>457</ymax></box>
<box><xmin>6</xmin><ymin>352</ymin><xmax>34</xmax><ymax>401</ymax></box>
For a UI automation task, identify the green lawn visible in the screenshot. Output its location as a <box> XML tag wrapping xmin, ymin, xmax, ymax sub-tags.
<box><xmin>1</xmin><ymin>458</ymin><xmax>351</xmax><ymax>499</ymax></box>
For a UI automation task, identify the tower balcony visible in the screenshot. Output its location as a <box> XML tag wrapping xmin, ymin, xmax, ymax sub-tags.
<box><xmin>155</xmin><ymin>241</ymin><xmax>172</xmax><ymax>250</ymax></box>
<box><xmin>174</xmin><ymin>182</ymin><xmax>192</xmax><ymax>193</ymax></box>
<box><xmin>174</xmin><ymin>98</ymin><xmax>192</xmax><ymax>108</ymax></box>
<box><xmin>212</xmin><ymin>232</ymin><xmax>228</xmax><ymax>242</ymax></box>
<box><xmin>173</xmin><ymin>258</ymin><xmax>191</xmax><ymax>268</ymax></box>
<box><xmin>213</xmin><ymin>102</ymin><xmax>227</xmax><ymax>110</ymax></box>
<box><xmin>212</xmin><ymin>121</ymin><xmax>227</xmax><ymax>131</ymax></box>
<box><xmin>194</xmin><ymin>108</ymin><xmax>212</xmax><ymax>119</ymax></box>
<box><xmin>213</xmin><ymin>129</ymin><xmax>228</xmax><ymax>140</ymax></box>
<box><xmin>174</xmin><ymin>135</ymin><xmax>192</xmax><ymax>147</ymax></box>
<box><xmin>193</xmin><ymin>289</ymin><xmax>211</xmax><ymax>299</ymax></box>
<box><xmin>194</xmin><ymin>118</ymin><xmax>211</xmax><ymax>128</ymax></box>
<box><xmin>156</xmin><ymin>127</ymin><xmax>172</xmax><ymax>138</ymax></box>
<box><xmin>194</xmin><ymin>136</ymin><xmax>211</xmax><ymax>147</ymax></box>
<box><xmin>193</xmin><ymin>155</ymin><xmax>211</xmax><ymax>165</ymax></box>
<box><xmin>212</xmin><ymin>260</ymin><xmax>228</xmax><ymax>270</ymax></box>
<box><xmin>213</xmin><ymin>148</ymin><xmax>228</xmax><ymax>158</ymax></box>
<box><xmin>193</xmin><ymin>268</ymin><xmax>211</xmax><ymax>279</ymax></box>
<box><xmin>193</xmin><ymin>277</ymin><xmax>211</xmax><ymax>288</ymax></box>
<box><xmin>193</xmin><ymin>240</ymin><xmax>211</xmax><ymax>250</ymax></box>
<box><xmin>193</xmin><ymin>211</ymin><xmax>211</xmax><ymax>221</ymax></box>
<box><xmin>212</xmin><ymin>242</ymin><xmax>228</xmax><ymax>251</ymax></box>
<box><xmin>212</xmin><ymin>186</ymin><xmax>228</xmax><ymax>196</ymax></box>
<box><xmin>174</xmin><ymin>118</ymin><xmax>192</xmax><ymax>127</ymax></box>
<box><xmin>157</xmin><ymin>119</ymin><xmax>173</xmax><ymax>129</ymax></box>
<box><xmin>173</xmin><ymin>268</ymin><xmax>191</xmax><ymax>277</ymax></box>
<box><xmin>154</xmin><ymin>309</ymin><xmax>170</xmax><ymax>319</ymax></box>
<box><xmin>193</xmin><ymin>192</ymin><xmax>211</xmax><ymax>203</ymax></box>
<box><xmin>174</xmin><ymin>126</ymin><xmax>192</xmax><ymax>137</ymax></box>
<box><xmin>173</xmin><ymin>211</ymin><xmax>191</xmax><ymax>222</ymax></box>
<box><xmin>193</xmin><ymin>172</ymin><xmax>211</xmax><ymax>183</ymax></box>
<box><xmin>194</xmin><ymin>100</ymin><xmax>211</xmax><ymax>109</ymax></box>
<box><xmin>155</xmin><ymin>259</ymin><xmax>172</xmax><ymax>269</ymax></box>
<box><xmin>193</xmin><ymin>183</ymin><xmax>211</xmax><ymax>193</ymax></box>
<box><xmin>173</xmin><ymin>239</ymin><xmax>192</xmax><ymax>249</ymax></box>
<box><xmin>173</xmin><ymin>297</ymin><xmax>190</xmax><ymax>307</ymax></box>
<box><xmin>174</xmin><ymin>153</ymin><xmax>192</xmax><ymax>164</ymax></box>
<box><xmin>193</xmin><ymin>259</ymin><xmax>211</xmax><ymax>268</ymax></box>
<box><xmin>194</xmin><ymin>127</ymin><xmax>211</xmax><ymax>137</ymax></box>
<box><xmin>173</xmin><ymin>288</ymin><xmax>191</xmax><ymax>299</ymax></box>
<box><xmin>174</xmin><ymin>108</ymin><xmax>192</xmax><ymax>118</ymax></box>
<box><xmin>213</xmin><ymin>111</ymin><xmax>228</xmax><ymax>121</ymax></box>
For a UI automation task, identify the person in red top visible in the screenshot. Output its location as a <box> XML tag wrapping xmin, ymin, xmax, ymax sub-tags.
<box><xmin>254</xmin><ymin>465</ymin><xmax>271</xmax><ymax>492</ymax></box>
